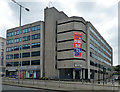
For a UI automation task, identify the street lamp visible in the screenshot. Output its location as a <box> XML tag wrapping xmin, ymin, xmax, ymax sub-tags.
<box><xmin>11</xmin><ymin>0</ymin><xmax>30</xmax><ymax>84</ymax></box>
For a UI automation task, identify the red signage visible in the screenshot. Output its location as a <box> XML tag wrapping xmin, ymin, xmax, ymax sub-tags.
<box><xmin>74</xmin><ymin>32</ymin><xmax>82</xmax><ymax>57</ymax></box>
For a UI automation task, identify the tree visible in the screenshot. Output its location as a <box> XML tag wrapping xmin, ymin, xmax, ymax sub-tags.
<box><xmin>113</xmin><ymin>65</ymin><xmax>120</xmax><ymax>72</ymax></box>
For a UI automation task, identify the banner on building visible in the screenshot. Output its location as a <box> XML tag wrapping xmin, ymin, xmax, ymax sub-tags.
<box><xmin>74</xmin><ymin>32</ymin><xmax>82</xmax><ymax>57</ymax></box>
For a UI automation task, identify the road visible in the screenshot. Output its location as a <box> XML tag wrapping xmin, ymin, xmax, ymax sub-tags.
<box><xmin>2</xmin><ymin>85</ymin><xmax>61</xmax><ymax>92</ymax></box>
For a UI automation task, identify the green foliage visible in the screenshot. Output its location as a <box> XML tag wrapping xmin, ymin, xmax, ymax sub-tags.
<box><xmin>113</xmin><ymin>65</ymin><xmax>120</xmax><ymax>72</ymax></box>
<box><xmin>39</xmin><ymin>77</ymin><xmax>49</xmax><ymax>80</ymax></box>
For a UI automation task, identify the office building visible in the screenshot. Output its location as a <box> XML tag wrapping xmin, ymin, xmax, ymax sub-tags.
<box><xmin>5</xmin><ymin>21</ymin><xmax>44</xmax><ymax>78</ymax></box>
<box><xmin>5</xmin><ymin>7</ymin><xmax>112</xmax><ymax>80</ymax></box>
<box><xmin>0</xmin><ymin>37</ymin><xmax>6</xmax><ymax>76</ymax></box>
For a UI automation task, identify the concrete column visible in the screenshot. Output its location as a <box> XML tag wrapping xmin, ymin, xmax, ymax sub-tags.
<box><xmin>83</xmin><ymin>69</ymin><xmax>85</xmax><ymax>79</ymax></box>
<box><xmin>73</xmin><ymin>69</ymin><xmax>75</xmax><ymax>79</ymax></box>
<box><xmin>80</xmin><ymin>69</ymin><xmax>82</xmax><ymax>79</ymax></box>
<box><xmin>88</xmin><ymin>69</ymin><xmax>90</xmax><ymax>79</ymax></box>
<box><xmin>40</xmin><ymin>22</ymin><xmax>44</xmax><ymax>78</ymax></box>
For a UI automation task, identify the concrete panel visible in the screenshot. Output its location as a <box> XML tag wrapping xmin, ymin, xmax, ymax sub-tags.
<box><xmin>57</xmin><ymin>41</ymin><xmax>86</xmax><ymax>51</ymax></box>
<box><xmin>57</xmin><ymin>50</ymin><xmax>86</xmax><ymax>60</ymax></box>
<box><xmin>57</xmin><ymin>60</ymin><xmax>86</xmax><ymax>68</ymax></box>
<box><xmin>57</xmin><ymin>22</ymin><xmax>86</xmax><ymax>33</ymax></box>
<box><xmin>57</xmin><ymin>22</ymin><xmax>74</xmax><ymax>33</ymax></box>
<box><xmin>57</xmin><ymin>41</ymin><xmax>73</xmax><ymax>50</ymax></box>
<box><xmin>57</xmin><ymin>31</ymin><xmax>86</xmax><ymax>42</ymax></box>
<box><xmin>57</xmin><ymin>16</ymin><xmax>86</xmax><ymax>25</ymax></box>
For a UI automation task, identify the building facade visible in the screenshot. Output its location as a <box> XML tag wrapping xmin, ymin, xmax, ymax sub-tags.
<box><xmin>5</xmin><ymin>21</ymin><xmax>44</xmax><ymax>78</ymax></box>
<box><xmin>0</xmin><ymin>37</ymin><xmax>6</xmax><ymax>76</ymax></box>
<box><xmin>6</xmin><ymin>7</ymin><xmax>112</xmax><ymax>81</ymax></box>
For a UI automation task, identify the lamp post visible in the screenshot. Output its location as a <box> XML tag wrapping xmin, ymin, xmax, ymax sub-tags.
<box><xmin>11</xmin><ymin>0</ymin><xmax>29</xmax><ymax>84</ymax></box>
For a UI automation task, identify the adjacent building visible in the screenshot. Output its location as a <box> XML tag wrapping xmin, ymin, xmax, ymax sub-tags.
<box><xmin>0</xmin><ymin>37</ymin><xmax>6</xmax><ymax>76</ymax></box>
<box><xmin>5</xmin><ymin>21</ymin><xmax>44</xmax><ymax>78</ymax></box>
<box><xmin>5</xmin><ymin>7</ymin><xmax>113</xmax><ymax>81</ymax></box>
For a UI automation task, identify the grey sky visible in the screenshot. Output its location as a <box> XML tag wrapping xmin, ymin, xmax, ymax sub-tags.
<box><xmin>0</xmin><ymin>0</ymin><xmax>118</xmax><ymax>66</ymax></box>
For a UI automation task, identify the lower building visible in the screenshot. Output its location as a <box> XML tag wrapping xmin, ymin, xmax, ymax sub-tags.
<box><xmin>5</xmin><ymin>7</ymin><xmax>113</xmax><ymax>81</ymax></box>
<box><xmin>0</xmin><ymin>37</ymin><xmax>6</xmax><ymax>77</ymax></box>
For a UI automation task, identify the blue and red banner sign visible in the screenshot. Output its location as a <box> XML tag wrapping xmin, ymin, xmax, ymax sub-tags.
<box><xmin>74</xmin><ymin>32</ymin><xmax>82</xmax><ymax>57</ymax></box>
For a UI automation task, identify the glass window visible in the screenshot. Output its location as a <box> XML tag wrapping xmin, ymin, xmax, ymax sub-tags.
<box><xmin>14</xmin><ymin>38</ymin><xmax>20</xmax><ymax>43</ymax></box>
<box><xmin>31</xmin><ymin>51</ymin><xmax>40</xmax><ymax>57</ymax></box>
<box><xmin>14</xmin><ymin>53</ymin><xmax>21</xmax><ymax>59</ymax></box>
<box><xmin>6</xmin><ymin>47</ymin><xmax>13</xmax><ymax>52</ymax></box>
<box><xmin>22</xmin><ymin>44</ymin><xmax>30</xmax><ymax>49</ymax></box>
<box><xmin>6</xmin><ymin>62</ymin><xmax>13</xmax><ymax>67</ymax></box>
<box><xmin>23</xmin><ymin>28</ymin><xmax>30</xmax><ymax>33</ymax></box>
<box><xmin>89</xmin><ymin>26</ymin><xmax>111</xmax><ymax>52</ymax></box>
<box><xmin>6</xmin><ymin>39</ymin><xmax>13</xmax><ymax>44</ymax></box>
<box><xmin>14</xmin><ymin>62</ymin><xmax>20</xmax><ymax>66</ymax></box>
<box><xmin>14</xmin><ymin>30</ymin><xmax>19</xmax><ymax>35</ymax></box>
<box><xmin>31</xmin><ymin>60</ymin><xmax>40</xmax><ymax>65</ymax></box>
<box><xmin>31</xmin><ymin>42</ymin><xmax>40</xmax><ymax>48</ymax></box>
<box><xmin>22</xmin><ymin>61</ymin><xmax>30</xmax><ymax>66</ymax></box>
<box><xmin>14</xmin><ymin>46</ymin><xmax>21</xmax><ymax>51</ymax></box>
<box><xmin>22</xmin><ymin>52</ymin><xmax>30</xmax><ymax>58</ymax></box>
<box><xmin>23</xmin><ymin>35</ymin><xmax>30</xmax><ymax>41</ymax></box>
<box><xmin>6</xmin><ymin>54</ymin><xmax>13</xmax><ymax>59</ymax></box>
<box><xmin>32</xmin><ymin>25</ymin><xmax>40</xmax><ymax>31</ymax></box>
<box><xmin>90</xmin><ymin>61</ymin><xmax>94</xmax><ymax>66</ymax></box>
<box><xmin>1</xmin><ymin>42</ymin><xmax>4</xmax><ymax>46</ymax></box>
<box><xmin>7</xmin><ymin>32</ymin><xmax>13</xmax><ymax>37</ymax></box>
<box><xmin>32</xmin><ymin>34</ymin><xmax>40</xmax><ymax>40</ymax></box>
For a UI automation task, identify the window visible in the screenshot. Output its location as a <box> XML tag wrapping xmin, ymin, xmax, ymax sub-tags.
<box><xmin>7</xmin><ymin>32</ymin><xmax>13</xmax><ymax>37</ymax></box>
<box><xmin>23</xmin><ymin>28</ymin><xmax>30</xmax><ymax>33</ymax></box>
<box><xmin>22</xmin><ymin>61</ymin><xmax>30</xmax><ymax>66</ymax></box>
<box><xmin>94</xmin><ymin>62</ymin><xmax>98</xmax><ymax>67</ymax></box>
<box><xmin>90</xmin><ymin>52</ymin><xmax>111</xmax><ymax>66</ymax></box>
<box><xmin>22</xmin><ymin>44</ymin><xmax>30</xmax><ymax>49</ymax></box>
<box><xmin>22</xmin><ymin>52</ymin><xmax>30</xmax><ymax>58</ymax></box>
<box><xmin>6</xmin><ymin>54</ymin><xmax>13</xmax><ymax>59</ymax></box>
<box><xmin>32</xmin><ymin>34</ymin><xmax>40</xmax><ymax>40</ymax></box>
<box><xmin>31</xmin><ymin>60</ymin><xmax>40</xmax><ymax>65</ymax></box>
<box><xmin>14</xmin><ymin>62</ymin><xmax>20</xmax><ymax>66</ymax></box>
<box><xmin>14</xmin><ymin>53</ymin><xmax>21</xmax><ymax>59</ymax></box>
<box><xmin>14</xmin><ymin>38</ymin><xmax>21</xmax><ymax>43</ymax></box>
<box><xmin>90</xmin><ymin>61</ymin><xmax>94</xmax><ymax>66</ymax></box>
<box><xmin>1</xmin><ymin>42</ymin><xmax>4</xmax><ymax>46</ymax></box>
<box><xmin>32</xmin><ymin>25</ymin><xmax>40</xmax><ymax>31</ymax></box>
<box><xmin>6</xmin><ymin>62</ymin><xmax>13</xmax><ymax>67</ymax></box>
<box><xmin>14</xmin><ymin>46</ymin><xmax>21</xmax><ymax>51</ymax></box>
<box><xmin>6</xmin><ymin>47</ymin><xmax>13</xmax><ymax>52</ymax></box>
<box><xmin>31</xmin><ymin>51</ymin><xmax>40</xmax><ymax>57</ymax></box>
<box><xmin>6</xmin><ymin>39</ymin><xmax>13</xmax><ymax>44</ymax></box>
<box><xmin>23</xmin><ymin>35</ymin><xmax>30</xmax><ymax>41</ymax></box>
<box><xmin>89</xmin><ymin>26</ymin><xmax>111</xmax><ymax>52</ymax></box>
<box><xmin>31</xmin><ymin>42</ymin><xmax>40</xmax><ymax>48</ymax></box>
<box><xmin>14</xmin><ymin>30</ymin><xmax>20</xmax><ymax>35</ymax></box>
<box><xmin>90</xmin><ymin>43</ymin><xmax>111</xmax><ymax>62</ymax></box>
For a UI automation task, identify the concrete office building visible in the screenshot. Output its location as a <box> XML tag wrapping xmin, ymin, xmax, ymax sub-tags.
<box><xmin>6</xmin><ymin>7</ymin><xmax>112</xmax><ymax>80</ymax></box>
<box><xmin>0</xmin><ymin>37</ymin><xmax>6</xmax><ymax>76</ymax></box>
<box><xmin>5</xmin><ymin>21</ymin><xmax>44</xmax><ymax>78</ymax></box>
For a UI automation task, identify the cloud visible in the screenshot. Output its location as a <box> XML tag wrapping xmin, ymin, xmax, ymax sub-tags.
<box><xmin>0</xmin><ymin>0</ymin><xmax>118</xmax><ymax>66</ymax></box>
<box><xmin>0</xmin><ymin>1</ymin><xmax>16</xmax><ymax>38</ymax></box>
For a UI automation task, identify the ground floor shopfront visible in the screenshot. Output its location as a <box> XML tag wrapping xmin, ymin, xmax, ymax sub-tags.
<box><xmin>59</xmin><ymin>68</ymin><xmax>110</xmax><ymax>81</ymax></box>
<box><xmin>6</xmin><ymin>70</ymin><xmax>40</xmax><ymax>79</ymax></box>
<box><xmin>6</xmin><ymin>66</ymin><xmax>41</xmax><ymax>79</ymax></box>
<box><xmin>59</xmin><ymin>68</ymin><xmax>86</xmax><ymax>79</ymax></box>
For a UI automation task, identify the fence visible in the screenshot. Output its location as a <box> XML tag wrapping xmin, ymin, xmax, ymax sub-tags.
<box><xmin>2</xmin><ymin>77</ymin><xmax>119</xmax><ymax>91</ymax></box>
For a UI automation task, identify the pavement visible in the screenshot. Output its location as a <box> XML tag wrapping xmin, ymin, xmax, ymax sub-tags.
<box><xmin>2</xmin><ymin>84</ymin><xmax>60</xmax><ymax>92</ymax></box>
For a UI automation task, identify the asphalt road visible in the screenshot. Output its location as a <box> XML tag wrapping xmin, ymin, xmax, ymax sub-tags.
<box><xmin>2</xmin><ymin>85</ymin><xmax>61</xmax><ymax>92</ymax></box>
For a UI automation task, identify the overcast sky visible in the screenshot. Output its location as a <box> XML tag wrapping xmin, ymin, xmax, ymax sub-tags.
<box><xmin>0</xmin><ymin>0</ymin><xmax>118</xmax><ymax>66</ymax></box>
